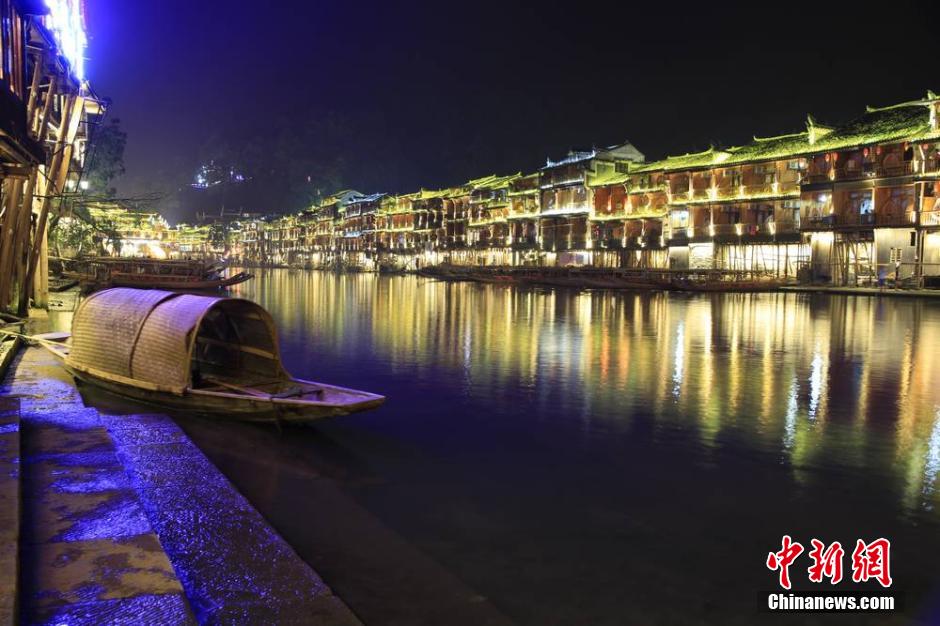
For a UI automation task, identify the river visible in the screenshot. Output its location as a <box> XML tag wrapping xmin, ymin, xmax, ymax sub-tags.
<box><xmin>64</xmin><ymin>270</ymin><xmax>940</xmax><ymax>624</ymax></box>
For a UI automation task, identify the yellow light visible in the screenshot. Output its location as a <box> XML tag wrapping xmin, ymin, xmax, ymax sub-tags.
<box><xmin>735</xmin><ymin>224</ymin><xmax>743</xmax><ymax>236</ymax></box>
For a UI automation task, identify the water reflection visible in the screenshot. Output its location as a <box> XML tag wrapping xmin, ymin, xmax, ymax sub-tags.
<box><xmin>228</xmin><ymin>270</ymin><xmax>940</xmax><ymax>517</ymax></box>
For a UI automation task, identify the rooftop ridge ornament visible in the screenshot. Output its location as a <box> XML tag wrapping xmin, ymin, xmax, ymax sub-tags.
<box><xmin>752</xmin><ymin>130</ymin><xmax>809</xmax><ymax>143</ymax></box>
<box><xmin>806</xmin><ymin>115</ymin><xmax>834</xmax><ymax>145</ymax></box>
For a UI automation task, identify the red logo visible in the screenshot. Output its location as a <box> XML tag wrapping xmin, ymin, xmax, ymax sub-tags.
<box><xmin>807</xmin><ymin>539</ymin><xmax>844</xmax><ymax>584</ymax></box>
<box><xmin>767</xmin><ymin>536</ymin><xmax>892</xmax><ymax>589</ymax></box>
<box><xmin>767</xmin><ymin>535</ymin><xmax>804</xmax><ymax>590</ymax></box>
<box><xmin>851</xmin><ymin>538</ymin><xmax>893</xmax><ymax>588</ymax></box>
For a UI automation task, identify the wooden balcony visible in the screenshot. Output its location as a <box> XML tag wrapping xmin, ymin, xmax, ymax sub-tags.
<box><xmin>876</xmin><ymin>162</ymin><xmax>914</xmax><ymax>178</ymax></box>
<box><xmin>511</xmin><ymin>237</ymin><xmax>539</xmax><ymax>250</ymax></box>
<box><xmin>821</xmin><ymin>212</ymin><xmax>914</xmax><ymax>228</ymax></box>
<box><xmin>804</xmin><ymin>170</ymin><xmax>831</xmax><ymax>184</ymax></box>
<box><xmin>921</xmin><ymin>210</ymin><xmax>940</xmax><ymax>227</ymax></box>
<box><xmin>594</xmin><ymin>237</ymin><xmax>623</xmax><ymax>250</ymax></box>
<box><xmin>833</xmin><ymin>164</ymin><xmax>875</xmax><ymax>181</ymax></box>
<box><xmin>623</xmin><ymin>234</ymin><xmax>664</xmax><ymax>249</ymax></box>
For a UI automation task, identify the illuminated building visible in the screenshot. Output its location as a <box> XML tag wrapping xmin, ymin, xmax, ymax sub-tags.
<box><xmin>209</xmin><ymin>92</ymin><xmax>940</xmax><ymax>286</ymax></box>
<box><xmin>0</xmin><ymin>0</ymin><xmax>104</xmax><ymax>313</ymax></box>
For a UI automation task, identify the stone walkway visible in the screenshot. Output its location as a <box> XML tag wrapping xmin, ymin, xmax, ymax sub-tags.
<box><xmin>3</xmin><ymin>345</ymin><xmax>362</xmax><ymax>625</ymax></box>
<box><xmin>0</xmin><ymin>397</ymin><xmax>20</xmax><ymax>626</ymax></box>
<box><xmin>8</xmin><ymin>347</ymin><xmax>193</xmax><ymax>625</ymax></box>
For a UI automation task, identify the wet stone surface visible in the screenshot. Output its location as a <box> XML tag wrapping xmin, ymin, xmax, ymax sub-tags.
<box><xmin>106</xmin><ymin>412</ymin><xmax>362</xmax><ymax>626</ymax></box>
<box><xmin>4</xmin><ymin>348</ymin><xmax>195</xmax><ymax>625</ymax></box>
<box><xmin>0</xmin><ymin>398</ymin><xmax>20</xmax><ymax>626</ymax></box>
<box><xmin>26</xmin><ymin>593</ymin><xmax>193</xmax><ymax>626</ymax></box>
<box><xmin>6</xmin><ymin>346</ymin><xmax>362</xmax><ymax>625</ymax></box>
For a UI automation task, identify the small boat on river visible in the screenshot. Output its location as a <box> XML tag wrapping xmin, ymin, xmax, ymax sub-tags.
<box><xmin>62</xmin><ymin>257</ymin><xmax>253</xmax><ymax>292</ymax></box>
<box><xmin>41</xmin><ymin>287</ymin><xmax>385</xmax><ymax>423</ymax></box>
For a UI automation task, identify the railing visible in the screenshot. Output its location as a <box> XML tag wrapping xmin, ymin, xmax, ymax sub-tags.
<box><xmin>826</xmin><ymin>212</ymin><xmax>913</xmax><ymax>227</ymax></box>
<box><xmin>665</xmin><ymin>225</ymin><xmax>710</xmax><ymax>242</ymax></box>
<box><xmin>511</xmin><ymin>237</ymin><xmax>539</xmax><ymax>250</ymax></box>
<box><xmin>592</xmin><ymin>209</ymin><xmax>626</xmax><ymax>220</ymax></box>
<box><xmin>876</xmin><ymin>162</ymin><xmax>914</xmax><ymax>178</ymax></box>
<box><xmin>545</xmin><ymin>237</ymin><xmax>589</xmax><ymax>251</ymax></box>
<box><xmin>804</xmin><ymin>170</ymin><xmax>831</xmax><ymax>184</ymax></box>
<box><xmin>834</xmin><ymin>165</ymin><xmax>876</xmax><ymax>180</ymax></box>
<box><xmin>799</xmin><ymin>214</ymin><xmax>830</xmax><ymax>228</ymax></box>
<box><xmin>922</xmin><ymin>210</ymin><xmax>940</xmax><ymax>226</ymax></box>
<box><xmin>510</xmin><ymin>202</ymin><xmax>539</xmax><ymax>217</ymax></box>
<box><xmin>833</xmin><ymin>213</ymin><xmax>872</xmax><ymax>227</ymax></box>
<box><xmin>594</xmin><ymin>238</ymin><xmax>623</xmax><ymax>250</ymax></box>
<box><xmin>622</xmin><ymin>234</ymin><xmax>663</xmax><ymax>248</ymax></box>
<box><xmin>741</xmin><ymin>183</ymin><xmax>777</xmax><ymax>196</ymax></box>
<box><xmin>711</xmin><ymin>223</ymin><xmax>780</xmax><ymax>237</ymax></box>
<box><xmin>773</xmin><ymin>219</ymin><xmax>800</xmax><ymax>234</ymax></box>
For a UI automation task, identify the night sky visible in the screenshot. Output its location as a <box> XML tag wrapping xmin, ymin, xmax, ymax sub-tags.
<box><xmin>86</xmin><ymin>1</ymin><xmax>939</xmax><ymax>221</ymax></box>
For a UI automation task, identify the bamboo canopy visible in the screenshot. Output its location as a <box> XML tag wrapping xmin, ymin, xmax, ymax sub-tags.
<box><xmin>67</xmin><ymin>288</ymin><xmax>285</xmax><ymax>394</ymax></box>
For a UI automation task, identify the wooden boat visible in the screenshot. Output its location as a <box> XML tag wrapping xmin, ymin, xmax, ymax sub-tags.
<box><xmin>108</xmin><ymin>270</ymin><xmax>253</xmax><ymax>290</ymax></box>
<box><xmin>61</xmin><ymin>257</ymin><xmax>253</xmax><ymax>292</ymax></box>
<box><xmin>42</xmin><ymin>288</ymin><xmax>385</xmax><ymax>423</ymax></box>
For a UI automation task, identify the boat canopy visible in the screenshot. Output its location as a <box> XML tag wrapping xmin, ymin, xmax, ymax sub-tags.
<box><xmin>67</xmin><ymin>288</ymin><xmax>286</xmax><ymax>394</ymax></box>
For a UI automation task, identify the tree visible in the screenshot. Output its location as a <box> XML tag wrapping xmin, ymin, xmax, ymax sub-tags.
<box><xmin>83</xmin><ymin>117</ymin><xmax>127</xmax><ymax>198</ymax></box>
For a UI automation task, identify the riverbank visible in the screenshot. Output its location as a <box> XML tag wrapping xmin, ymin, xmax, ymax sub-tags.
<box><xmin>406</xmin><ymin>264</ymin><xmax>940</xmax><ymax>297</ymax></box>
<box><xmin>2</xmin><ymin>329</ymin><xmax>515</xmax><ymax>626</ymax></box>
<box><xmin>229</xmin><ymin>262</ymin><xmax>940</xmax><ymax>297</ymax></box>
<box><xmin>1</xmin><ymin>344</ymin><xmax>361</xmax><ymax>624</ymax></box>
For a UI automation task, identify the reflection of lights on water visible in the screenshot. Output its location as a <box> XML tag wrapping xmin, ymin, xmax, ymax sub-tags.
<box><xmin>923</xmin><ymin>409</ymin><xmax>940</xmax><ymax>496</ymax></box>
<box><xmin>672</xmin><ymin>322</ymin><xmax>684</xmax><ymax>399</ymax></box>
<box><xmin>784</xmin><ymin>377</ymin><xmax>798</xmax><ymax>449</ymax></box>
<box><xmin>808</xmin><ymin>349</ymin><xmax>823</xmax><ymax>420</ymax></box>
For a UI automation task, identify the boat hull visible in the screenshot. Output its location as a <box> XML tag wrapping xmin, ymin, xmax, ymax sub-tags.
<box><xmin>66</xmin><ymin>365</ymin><xmax>385</xmax><ymax>424</ymax></box>
<box><xmin>109</xmin><ymin>271</ymin><xmax>254</xmax><ymax>290</ymax></box>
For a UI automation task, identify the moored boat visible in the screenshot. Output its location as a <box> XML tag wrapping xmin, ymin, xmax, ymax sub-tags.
<box><xmin>44</xmin><ymin>288</ymin><xmax>385</xmax><ymax>423</ymax></box>
<box><xmin>61</xmin><ymin>257</ymin><xmax>253</xmax><ymax>292</ymax></box>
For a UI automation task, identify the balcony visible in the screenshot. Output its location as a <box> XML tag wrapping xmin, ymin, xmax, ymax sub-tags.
<box><xmin>511</xmin><ymin>237</ymin><xmax>539</xmax><ymax>250</ymax></box>
<box><xmin>665</xmin><ymin>225</ymin><xmax>710</xmax><ymax>243</ymax></box>
<box><xmin>668</xmin><ymin>189</ymin><xmax>690</xmax><ymax>202</ymax></box>
<box><xmin>832</xmin><ymin>164</ymin><xmax>874</xmax><ymax>181</ymax></box>
<box><xmin>594</xmin><ymin>237</ymin><xmax>623</xmax><ymax>250</ymax></box>
<box><xmin>711</xmin><ymin>223</ymin><xmax>782</xmax><ymax>240</ymax></box>
<box><xmin>804</xmin><ymin>170</ymin><xmax>831</xmax><ymax>184</ymax></box>
<box><xmin>623</xmin><ymin>234</ymin><xmax>664</xmax><ymax>249</ymax></box>
<box><xmin>818</xmin><ymin>212</ymin><xmax>914</xmax><ymax>228</ymax></box>
<box><xmin>922</xmin><ymin>210</ymin><xmax>940</xmax><ymax>227</ymax></box>
<box><xmin>689</xmin><ymin>187</ymin><xmax>711</xmax><ymax>201</ymax></box>
<box><xmin>546</xmin><ymin>237</ymin><xmax>588</xmax><ymax>251</ymax></box>
<box><xmin>876</xmin><ymin>162</ymin><xmax>914</xmax><ymax>178</ymax></box>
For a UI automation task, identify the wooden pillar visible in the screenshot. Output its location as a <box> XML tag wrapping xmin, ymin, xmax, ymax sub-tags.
<box><xmin>11</xmin><ymin>174</ymin><xmax>36</xmax><ymax>312</ymax></box>
<box><xmin>33</xmin><ymin>218</ymin><xmax>49</xmax><ymax>308</ymax></box>
<box><xmin>36</xmin><ymin>74</ymin><xmax>58</xmax><ymax>140</ymax></box>
<box><xmin>0</xmin><ymin>179</ymin><xmax>25</xmax><ymax>311</ymax></box>
<box><xmin>22</xmin><ymin>94</ymin><xmax>83</xmax><ymax>315</ymax></box>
